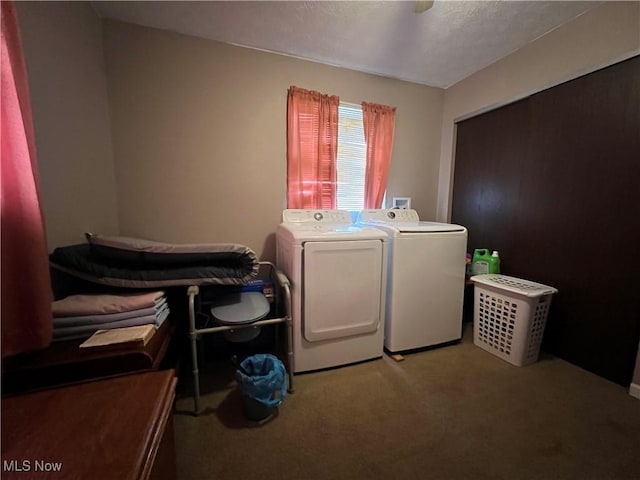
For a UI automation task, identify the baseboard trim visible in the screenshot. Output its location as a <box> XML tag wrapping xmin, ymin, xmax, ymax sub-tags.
<box><xmin>629</xmin><ymin>382</ymin><xmax>640</xmax><ymax>400</ymax></box>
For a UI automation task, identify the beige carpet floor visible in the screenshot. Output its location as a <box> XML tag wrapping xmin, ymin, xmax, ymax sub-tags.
<box><xmin>173</xmin><ymin>325</ymin><xmax>640</xmax><ymax>480</ymax></box>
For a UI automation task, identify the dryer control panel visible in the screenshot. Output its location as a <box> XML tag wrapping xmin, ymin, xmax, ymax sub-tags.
<box><xmin>282</xmin><ymin>209</ymin><xmax>352</xmax><ymax>225</ymax></box>
<box><xmin>360</xmin><ymin>209</ymin><xmax>420</xmax><ymax>222</ymax></box>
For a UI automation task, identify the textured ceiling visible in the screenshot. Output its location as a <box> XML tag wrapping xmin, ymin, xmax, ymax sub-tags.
<box><xmin>91</xmin><ymin>1</ymin><xmax>600</xmax><ymax>88</ymax></box>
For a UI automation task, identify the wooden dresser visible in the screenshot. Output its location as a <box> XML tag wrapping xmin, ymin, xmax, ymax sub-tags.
<box><xmin>1</xmin><ymin>317</ymin><xmax>177</xmax><ymax>395</ymax></box>
<box><xmin>1</xmin><ymin>370</ymin><xmax>177</xmax><ymax>480</ymax></box>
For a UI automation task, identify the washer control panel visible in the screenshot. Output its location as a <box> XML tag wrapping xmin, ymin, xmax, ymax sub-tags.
<box><xmin>360</xmin><ymin>209</ymin><xmax>420</xmax><ymax>222</ymax></box>
<box><xmin>282</xmin><ymin>209</ymin><xmax>353</xmax><ymax>225</ymax></box>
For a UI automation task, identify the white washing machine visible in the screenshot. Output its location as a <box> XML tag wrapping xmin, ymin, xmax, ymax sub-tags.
<box><xmin>276</xmin><ymin>209</ymin><xmax>388</xmax><ymax>372</ymax></box>
<box><xmin>358</xmin><ymin>209</ymin><xmax>467</xmax><ymax>353</ymax></box>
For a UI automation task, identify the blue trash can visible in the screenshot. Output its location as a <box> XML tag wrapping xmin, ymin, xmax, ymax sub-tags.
<box><xmin>235</xmin><ymin>354</ymin><xmax>287</xmax><ymax>421</ymax></box>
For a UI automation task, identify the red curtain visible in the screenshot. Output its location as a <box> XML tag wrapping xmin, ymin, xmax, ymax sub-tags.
<box><xmin>286</xmin><ymin>86</ymin><xmax>339</xmax><ymax>209</ymax></box>
<box><xmin>362</xmin><ymin>102</ymin><xmax>396</xmax><ymax>209</ymax></box>
<box><xmin>1</xmin><ymin>0</ymin><xmax>53</xmax><ymax>357</ymax></box>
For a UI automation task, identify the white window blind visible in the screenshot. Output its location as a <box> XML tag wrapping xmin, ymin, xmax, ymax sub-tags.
<box><xmin>336</xmin><ymin>102</ymin><xmax>367</xmax><ymax>211</ymax></box>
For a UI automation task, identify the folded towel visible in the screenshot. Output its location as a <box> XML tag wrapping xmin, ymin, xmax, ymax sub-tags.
<box><xmin>52</xmin><ymin>291</ymin><xmax>165</xmax><ymax>317</ymax></box>
<box><xmin>53</xmin><ymin>298</ymin><xmax>168</xmax><ymax>327</ymax></box>
<box><xmin>52</xmin><ymin>308</ymin><xmax>169</xmax><ymax>340</ymax></box>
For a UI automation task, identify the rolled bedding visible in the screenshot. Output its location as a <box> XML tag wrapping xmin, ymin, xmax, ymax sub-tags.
<box><xmin>49</xmin><ymin>234</ymin><xmax>260</xmax><ymax>288</ymax></box>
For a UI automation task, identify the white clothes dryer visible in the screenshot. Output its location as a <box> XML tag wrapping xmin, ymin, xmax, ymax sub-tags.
<box><xmin>358</xmin><ymin>209</ymin><xmax>467</xmax><ymax>353</ymax></box>
<box><xmin>276</xmin><ymin>209</ymin><xmax>388</xmax><ymax>372</ymax></box>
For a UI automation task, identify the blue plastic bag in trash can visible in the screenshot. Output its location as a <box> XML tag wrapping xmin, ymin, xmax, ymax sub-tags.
<box><xmin>235</xmin><ymin>354</ymin><xmax>287</xmax><ymax>420</ymax></box>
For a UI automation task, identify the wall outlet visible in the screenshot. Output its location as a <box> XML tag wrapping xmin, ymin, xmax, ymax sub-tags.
<box><xmin>392</xmin><ymin>197</ymin><xmax>411</xmax><ymax>209</ymax></box>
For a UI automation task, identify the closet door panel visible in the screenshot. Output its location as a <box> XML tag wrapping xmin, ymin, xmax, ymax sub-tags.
<box><xmin>452</xmin><ymin>56</ymin><xmax>640</xmax><ymax>386</ymax></box>
<box><xmin>525</xmin><ymin>56</ymin><xmax>640</xmax><ymax>385</ymax></box>
<box><xmin>451</xmin><ymin>98</ymin><xmax>531</xmax><ymax>256</ymax></box>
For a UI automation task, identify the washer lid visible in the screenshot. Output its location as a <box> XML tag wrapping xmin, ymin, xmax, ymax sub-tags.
<box><xmin>391</xmin><ymin>222</ymin><xmax>466</xmax><ymax>233</ymax></box>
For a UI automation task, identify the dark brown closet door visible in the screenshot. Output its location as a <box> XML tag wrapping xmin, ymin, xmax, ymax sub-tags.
<box><xmin>452</xmin><ymin>98</ymin><xmax>531</xmax><ymax>253</ymax></box>
<box><xmin>452</xmin><ymin>56</ymin><xmax>640</xmax><ymax>386</ymax></box>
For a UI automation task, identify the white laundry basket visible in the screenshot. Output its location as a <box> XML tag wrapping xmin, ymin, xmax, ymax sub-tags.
<box><xmin>470</xmin><ymin>274</ymin><xmax>558</xmax><ymax>366</ymax></box>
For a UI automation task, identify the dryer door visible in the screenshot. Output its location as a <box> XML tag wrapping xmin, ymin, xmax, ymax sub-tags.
<box><xmin>303</xmin><ymin>239</ymin><xmax>383</xmax><ymax>342</ymax></box>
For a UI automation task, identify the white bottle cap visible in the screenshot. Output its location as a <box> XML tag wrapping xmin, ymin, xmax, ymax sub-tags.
<box><xmin>492</xmin><ymin>251</ymin><xmax>499</xmax><ymax>257</ymax></box>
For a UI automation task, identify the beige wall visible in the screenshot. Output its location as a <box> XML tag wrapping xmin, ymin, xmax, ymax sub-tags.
<box><xmin>102</xmin><ymin>20</ymin><xmax>443</xmax><ymax>260</ymax></box>
<box><xmin>437</xmin><ymin>1</ymin><xmax>640</xmax><ymax>223</ymax></box>
<box><xmin>16</xmin><ymin>1</ymin><xmax>119</xmax><ymax>250</ymax></box>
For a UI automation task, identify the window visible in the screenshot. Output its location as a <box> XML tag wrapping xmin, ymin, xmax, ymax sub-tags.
<box><xmin>336</xmin><ymin>103</ymin><xmax>367</xmax><ymax>211</ymax></box>
<box><xmin>287</xmin><ymin>86</ymin><xmax>395</xmax><ymax>211</ymax></box>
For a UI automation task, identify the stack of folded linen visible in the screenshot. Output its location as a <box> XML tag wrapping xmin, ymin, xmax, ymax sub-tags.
<box><xmin>52</xmin><ymin>291</ymin><xmax>169</xmax><ymax>341</ymax></box>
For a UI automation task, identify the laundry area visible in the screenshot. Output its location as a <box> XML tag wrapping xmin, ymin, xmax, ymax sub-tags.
<box><xmin>3</xmin><ymin>2</ymin><xmax>639</xmax><ymax>480</ymax></box>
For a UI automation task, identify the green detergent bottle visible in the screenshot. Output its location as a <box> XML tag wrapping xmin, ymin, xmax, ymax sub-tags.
<box><xmin>472</xmin><ymin>249</ymin><xmax>491</xmax><ymax>275</ymax></box>
<box><xmin>472</xmin><ymin>249</ymin><xmax>501</xmax><ymax>275</ymax></box>
<box><xmin>489</xmin><ymin>250</ymin><xmax>501</xmax><ymax>274</ymax></box>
